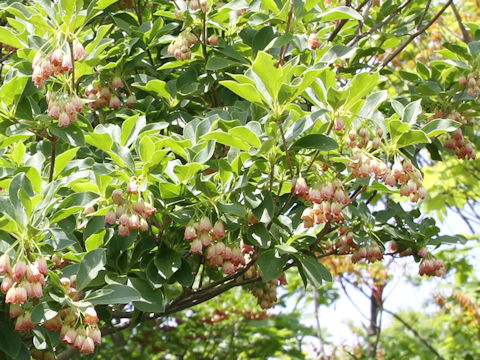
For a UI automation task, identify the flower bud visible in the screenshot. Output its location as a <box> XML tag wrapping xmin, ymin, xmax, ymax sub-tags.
<box><xmin>0</xmin><ymin>254</ymin><xmax>11</xmax><ymax>274</ymax></box>
<box><xmin>190</xmin><ymin>239</ymin><xmax>203</xmax><ymax>254</ymax></box>
<box><xmin>139</xmin><ymin>218</ymin><xmax>149</xmax><ymax>232</ymax></box>
<box><xmin>126</xmin><ymin>181</ymin><xmax>138</xmax><ymax>194</ymax></box>
<box><xmin>74</xmin><ymin>42</ymin><xmax>86</xmax><ymax>60</ymax></box>
<box><xmin>105</xmin><ymin>209</ymin><xmax>117</xmax><ymax>225</ymax></box>
<box><xmin>212</xmin><ymin>221</ymin><xmax>226</xmax><ymax>240</ymax></box>
<box><xmin>84</xmin><ymin>307</ymin><xmax>98</xmax><ymax>324</ymax></box>
<box><xmin>111</xmin><ymin>189</ymin><xmax>124</xmax><ymax>205</ymax></box>
<box><xmin>118</xmin><ymin>224</ymin><xmax>130</xmax><ymax>236</ymax></box>
<box><xmin>80</xmin><ymin>337</ymin><xmax>95</xmax><ymax>354</ymax></box>
<box><xmin>198</xmin><ymin>217</ymin><xmax>212</xmax><ymax>232</ymax></box>
<box><xmin>9</xmin><ymin>303</ymin><xmax>22</xmax><ymax>318</ymax></box>
<box><xmin>199</xmin><ymin>232</ymin><xmax>212</xmax><ymax>247</ymax></box>
<box><xmin>35</xmin><ymin>257</ymin><xmax>48</xmax><ymax>275</ymax></box>
<box><xmin>13</xmin><ymin>260</ymin><xmax>26</xmax><ymax>281</ymax></box>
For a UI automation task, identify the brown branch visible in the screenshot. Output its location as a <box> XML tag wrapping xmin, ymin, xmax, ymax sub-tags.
<box><xmin>348</xmin><ymin>0</ymin><xmax>414</xmax><ymax>46</ymax></box>
<box><xmin>342</xmin><ymin>277</ymin><xmax>446</xmax><ymax>360</ymax></box>
<box><xmin>277</xmin><ymin>119</ymin><xmax>294</xmax><ymax>179</ymax></box>
<box><xmin>450</xmin><ymin>2</ymin><xmax>470</xmax><ymax>43</ymax></box>
<box><xmin>355</xmin><ymin>0</ymin><xmax>373</xmax><ymax>38</ymax></box>
<box><xmin>201</xmin><ymin>11</ymin><xmax>208</xmax><ymax>64</ymax></box>
<box><xmin>416</xmin><ymin>0</ymin><xmax>432</xmax><ymax>31</ymax></box>
<box><xmin>278</xmin><ymin>0</ymin><xmax>295</xmax><ymax>66</ymax></box>
<box><xmin>313</xmin><ymin>288</ymin><xmax>327</xmax><ymax>358</ymax></box>
<box><xmin>48</xmin><ymin>136</ymin><xmax>57</xmax><ymax>183</ymax></box>
<box><xmin>328</xmin><ymin>0</ymin><xmax>370</xmax><ymax>42</ymax></box>
<box><xmin>380</xmin><ymin>0</ymin><xmax>453</xmax><ymax>70</ymax></box>
<box><xmin>382</xmin><ymin>307</ymin><xmax>446</xmax><ymax>360</ymax></box>
<box><xmin>68</xmin><ymin>40</ymin><xmax>75</xmax><ymax>92</ymax></box>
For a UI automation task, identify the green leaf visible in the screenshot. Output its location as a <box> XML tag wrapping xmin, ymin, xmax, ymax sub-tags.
<box><xmin>387</xmin><ymin>119</ymin><xmax>410</xmax><ymax>139</ymax></box>
<box><xmin>131</xmin><ymin>278</ymin><xmax>165</xmax><ymax>312</ymax></box>
<box><xmin>206</xmin><ymin>57</ymin><xmax>242</xmax><ymax>71</ymax></box>
<box><xmin>50</xmin><ymin>125</ymin><xmax>85</xmax><ymax>147</ymax></box>
<box><xmin>87</xmin><ymin>284</ymin><xmax>141</xmax><ymax>305</ymax></box>
<box><xmin>202</xmin><ymin>131</ymin><xmax>251</xmax><ymax>151</ymax></box>
<box><xmin>31</xmin><ymin>302</ymin><xmax>59</xmax><ymax>323</ymax></box>
<box><xmin>422</xmin><ymin>119</ymin><xmax>461</xmax><ymax>137</ymax></box>
<box><xmin>154</xmin><ymin>248</ymin><xmax>182</xmax><ymax>281</ymax></box>
<box><xmin>54</xmin><ymin>147</ymin><xmax>79</xmax><ymax>178</ymax></box>
<box><xmin>468</xmin><ymin>40</ymin><xmax>480</xmax><ymax>58</ymax></box>
<box><xmin>429</xmin><ymin>234</ymin><xmax>468</xmax><ymax>245</ymax></box>
<box><xmin>402</xmin><ymin>99</ymin><xmax>422</xmax><ymax>124</ymax></box>
<box><xmin>291</xmin><ymin>134</ymin><xmax>338</xmax><ymax>151</ymax></box>
<box><xmin>397</xmin><ymin>130</ymin><xmax>430</xmax><ymax>148</ymax></box>
<box><xmin>247</xmin><ymin>223</ymin><xmax>271</xmax><ymax>248</ymax></box>
<box><xmin>0</xmin><ymin>27</ymin><xmax>23</xmax><ymax>49</ymax></box>
<box><xmin>50</xmin><ymin>192</ymin><xmax>100</xmax><ymax>223</ymax></box>
<box><xmin>320</xmin><ymin>6</ymin><xmax>362</xmax><ymax>21</ymax></box>
<box><xmin>0</xmin><ymin>318</ymin><xmax>28</xmax><ymax>359</ymax></box>
<box><xmin>76</xmin><ymin>248</ymin><xmax>106</xmax><ymax>290</ymax></box>
<box><xmin>228</xmin><ymin>126</ymin><xmax>261</xmax><ymax>149</ymax></box>
<box><xmin>257</xmin><ymin>250</ymin><xmax>284</xmax><ymax>282</ymax></box>
<box><xmin>294</xmin><ymin>253</ymin><xmax>332</xmax><ymax>288</ymax></box>
<box><xmin>320</xmin><ymin>45</ymin><xmax>357</xmax><ymax>64</ymax></box>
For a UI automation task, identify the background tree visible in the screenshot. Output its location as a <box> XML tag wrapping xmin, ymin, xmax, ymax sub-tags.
<box><xmin>0</xmin><ymin>0</ymin><xmax>475</xmax><ymax>359</ymax></box>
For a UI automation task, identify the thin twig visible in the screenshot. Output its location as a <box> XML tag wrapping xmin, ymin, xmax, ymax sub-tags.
<box><xmin>48</xmin><ymin>137</ymin><xmax>57</xmax><ymax>183</ymax></box>
<box><xmin>416</xmin><ymin>0</ymin><xmax>432</xmax><ymax>31</ymax></box>
<box><xmin>383</xmin><ymin>307</ymin><xmax>445</xmax><ymax>360</ymax></box>
<box><xmin>328</xmin><ymin>0</ymin><xmax>369</xmax><ymax>42</ymax></box>
<box><xmin>277</xmin><ymin>119</ymin><xmax>294</xmax><ymax>179</ymax></box>
<box><xmin>380</xmin><ymin>0</ymin><xmax>453</xmax><ymax>70</ymax></box>
<box><xmin>278</xmin><ymin>0</ymin><xmax>295</xmax><ymax>66</ymax></box>
<box><xmin>342</xmin><ymin>277</ymin><xmax>446</xmax><ymax>360</ymax></box>
<box><xmin>450</xmin><ymin>2</ymin><xmax>470</xmax><ymax>43</ymax></box>
<box><xmin>68</xmin><ymin>40</ymin><xmax>75</xmax><ymax>92</ymax></box>
<box><xmin>348</xmin><ymin>0</ymin><xmax>414</xmax><ymax>46</ymax></box>
<box><xmin>356</xmin><ymin>0</ymin><xmax>373</xmax><ymax>38</ymax></box>
<box><xmin>313</xmin><ymin>288</ymin><xmax>327</xmax><ymax>358</ymax></box>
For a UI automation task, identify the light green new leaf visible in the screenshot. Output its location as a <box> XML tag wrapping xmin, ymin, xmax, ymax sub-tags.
<box><xmin>54</xmin><ymin>147</ymin><xmax>79</xmax><ymax>178</ymax></box>
<box><xmin>251</xmin><ymin>51</ymin><xmax>284</xmax><ymax>101</ymax></box>
<box><xmin>219</xmin><ymin>80</ymin><xmax>265</xmax><ymax>105</ymax></box>
<box><xmin>121</xmin><ymin>114</ymin><xmax>146</xmax><ymax>146</ymax></box>
<box><xmin>0</xmin><ymin>27</ymin><xmax>23</xmax><ymax>49</ymax></box>
<box><xmin>345</xmin><ymin>72</ymin><xmax>381</xmax><ymax>111</ymax></box>
<box><xmin>133</xmin><ymin>79</ymin><xmax>171</xmax><ymax>99</ymax></box>
<box><xmin>397</xmin><ymin>130</ymin><xmax>430</xmax><ymax>148</ymax></box>
<box><xmin>228</xmin><ymin>126</ymin><xmax>261</xmax><ymax>149</ymax></box>
<box><xmin>85</xmin><ymin>229</ymin><xmax>106</xmax><ymax>251</ymax></box>
<box><xmin>319</xmin><ymin>6</ymin><xmax>362</xmax><ymax>21</ymax></box>
<box><xmin>139</xmin><ymin>135</ymin><xmax>155</xmax><ymax>163</ymax></box>
<box><xmin>174</xmin><ymin>163</ymin><xmax>207</xmax><ymax>183</ymax></box>
<box><xmin>202</xmin><ymin>131</ymin><xmax>251</xmax><ymax>151</ymax></box>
